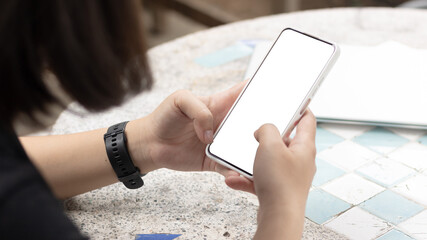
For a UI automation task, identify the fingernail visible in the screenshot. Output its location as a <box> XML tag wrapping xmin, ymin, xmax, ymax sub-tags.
<box><xmin>205</xmin><ymin>130</ymin><xmax>213</xmax><ymax>143</ymax></box>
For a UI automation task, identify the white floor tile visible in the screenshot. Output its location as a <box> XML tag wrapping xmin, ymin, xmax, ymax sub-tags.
<box><xmin>318</xmin><ymin>123</ymin><xmax>373</xmax><ymax>140</ymax></box>
<box><xmin>325</xmin><ymin>207</ymin><xmax>391</xmax><ymax>240</ymax></box>
<box><xmin>321</xmin><ymin>173</ymin><xmax>384</xmax><ymax>205</ymax></box>
<box><xmin>387</xmin><ymin>127</ymin><xmax>427</xmax><ymax>141</ymax></box>
<box><xmin>389</xmin><ymin>142</ymin><xmax>427</xmax><ymax>172</ymax></box>
<box><xmin>357</xmin><ymin>158</ymin><xmax>415</xmax><ymax>187</ymax></box>
<box><xmin>392</xmin><ymin>175</ymin><xmax>427</xmax><ymax>206</ymax></box>
<box><xmin>398</xmin><ymin>210</ymin><xmax>427</xmax><ymax>240</ymax></box>
<box><xmin>317</xmin><ymin>140</ymin><xmax>380</xmax><ymax>171</ymax></box>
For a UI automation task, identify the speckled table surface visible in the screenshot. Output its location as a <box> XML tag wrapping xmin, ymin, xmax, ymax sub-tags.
<box><xmin>47</xmin><ymin>7</ymin><xmax>427</xmax><ymax>239</ymax></box>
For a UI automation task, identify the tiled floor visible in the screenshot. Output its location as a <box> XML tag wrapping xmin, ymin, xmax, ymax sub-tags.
<box><xmin>307</xmin><ymin>123</ymin><xmax>427</xmax><ymax>239</ymax></box>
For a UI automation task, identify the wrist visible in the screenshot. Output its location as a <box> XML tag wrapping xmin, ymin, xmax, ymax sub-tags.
<box><xmin>257</xmin><ymin>187</ymin><xmax>310</xmax><ymax>213</ymax></box>
<box><xmin>125</xmin><ymin>118</ymin><xmax>157</xmax><ymax>174</ymax></box>
<box><xmin>256</xmin><ymin>205</ymin><xmax>306</xmax><ymax>240</ymax></box>
<box><xmin>259</xmin><ymin>202</ymin><xmax>305</xmax><ymax>219</ymax></box>
<box><xmin>258</xmin><ymin>195</ymin><xmax>307</xmax><ymax>223</ymax></box>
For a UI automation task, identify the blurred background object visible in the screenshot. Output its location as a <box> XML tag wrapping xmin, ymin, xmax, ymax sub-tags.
<box><xmin>398</xmin><ymin>0</ymin><xmax>427</xmax><ymax>8</ymax></box>
<box><xmin>142</xmin><ymin>0</ymin><xmax>416</xmax><ymax>47</ymax></box>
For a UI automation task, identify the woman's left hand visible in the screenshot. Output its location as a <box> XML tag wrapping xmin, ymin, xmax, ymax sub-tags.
<box><xmin>127</xmin><ymin>81</ymin><xmax>254</xmax><ymax>193</ymax></box>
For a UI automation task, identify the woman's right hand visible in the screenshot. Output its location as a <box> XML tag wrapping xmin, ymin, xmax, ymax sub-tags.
<box><xmin>226</xmin><ymin>110</ymin><xmax>317</xmax><ymax>200</ymax></box>
<box><xmin>254</xmin><ymin>110</ymin><xmax>316</xmax><ymax>209</ymax></box>
<box><xmin>251</xmin><ymin>111</ymin><xmax>317</xmax><ymax>239</ymax></box>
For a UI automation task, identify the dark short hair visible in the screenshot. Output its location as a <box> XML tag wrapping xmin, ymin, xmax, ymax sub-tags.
<box><xmin>0</xmin><ymin>0</ymin><xmax>152</xmax><ymax>129</ymax></box>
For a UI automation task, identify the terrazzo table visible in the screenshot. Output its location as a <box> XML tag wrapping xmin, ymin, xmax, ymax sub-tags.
<box><xmin>48</xmin><ymin>7</ymin><xmax>427</xmax><ymax>239</ymax></box>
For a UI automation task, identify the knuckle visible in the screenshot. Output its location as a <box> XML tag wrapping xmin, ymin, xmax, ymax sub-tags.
<box><xmin>262</xmin><ymin>123</ymin><xmax>275</xmax><ymax>129</ymax></box>
<box><xmin>307</xmin><ymin>160</ymin><xmax>317</xmax><ymax>178</ymax></box>
<box><xmin>174</xmin><ymin>89</ymin><xmax>190</xmax><ymax>98</ymax></box>
<box><xmin>196</xmin><ymin>108</ymin><xmax>212</xmax><ymax>121</ymax></box>
<box><xmin>312</xmin><ymin>164</ymin><xmax>317</xmax><ymax>175</ymax></box>
<box><xmin>171</xmin><ymin>90</ymin><xmax>184</xmax><ymax>103</ymax></box>
<box><xmin>172</xmin><ymin>89</ymin><xmax>195</xmax><ymax>110</ymax></box>
<box><xmin>258</xmin><ymin>123</ymin><xmax>276</xmax><ymax>135</ymax></box>
<box><xmin>302</xmin><ymin>142</ymin><xmax>317</xmax><ymax>158</ymax></box>
<box><xmin>310</xmin><ymin>145</ymin><xmax>317</xmax><ymax>157</ymax></box>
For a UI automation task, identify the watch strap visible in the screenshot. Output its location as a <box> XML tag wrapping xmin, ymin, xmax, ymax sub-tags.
<box><xmin>104</xmin><ymin>121</ymin><xmax>144</xmax><ymax>189</ymax></box>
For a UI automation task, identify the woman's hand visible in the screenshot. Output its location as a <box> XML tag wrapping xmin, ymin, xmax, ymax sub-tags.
<box><xmin>254</xmin><ymin>111</ymin><xmax>316</xmax><ymax>207</ymax></box>
<box><xmin>224</xmin><ymin>111</ymin><xmax>317</xmax><ymax>196</ymax></box>
<box><xmin>252</xmin><ymin>111</ymin><xmax>317</xmax><ymax>239</ymax></box>
<box><xmin>126</xmin><ymin>81</ymin><xmax>247</xmax><ymax>178</ymax></box>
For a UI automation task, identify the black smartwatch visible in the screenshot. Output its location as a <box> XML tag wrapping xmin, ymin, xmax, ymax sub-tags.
<box><xmin>104</xmin><ymin>121</ymin><xmax>144</xmax><ymax>189</ymax></box>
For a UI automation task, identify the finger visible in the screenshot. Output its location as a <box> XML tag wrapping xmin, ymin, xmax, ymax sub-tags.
<box><xmin>209</xmin><ymin>160</ymin><xmax>255</xmax><ymax>193</ymax></box>
<box><xmin>200</xmin><ymin>80</ymin><xmax>247</xmax><ymax>106</ymax></box>
<box><xmin>227</xmin><ymin>79</ymin><xmax>248</xmax><ymax>99</ymax></box>
<box><xmin>173</xmin><ymin>90</ymin><xmax>214</xmax><ymax>143</ymax></box>
<box><xmin>207</xmin><ymin>80</ymin><xmax>248</xmax><ymax>129</ymax></box>
<box><xmin>290</xmin><ymin>109</ymin><xmax>317</xmax><ymax>148</ymax></box>
<box><xmin>209</xmin><ymin>160</ymin><xmax>255</xmax><ymax>194</ymax></box>
<box><xmin>254</xmin><ymin>123</ymin><xmax>282</xmax><ymax>145</ymax></box>
<box><xmin>225</xmin><ymin>176</ymin><xmax>255</xmax><ymax>194</ymax></box>
<box><xmin>216</xmin><ymin>79</ymin><xmax>248</xmax><ymax>104</ymax></box>
<box><xmin>214</xmin><ymin>163</ymin><xmax>237</xmax><ymax>177</ymax></box>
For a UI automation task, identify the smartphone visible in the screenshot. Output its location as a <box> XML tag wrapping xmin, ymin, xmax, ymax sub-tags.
<box><xmin>205</xmin><ymin>28</ymin><xmax>340</xmax><ymax>179</ymax></box>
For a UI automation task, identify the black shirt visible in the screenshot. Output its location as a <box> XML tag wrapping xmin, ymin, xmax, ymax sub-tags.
<box><xmin>0</xmin><ymin>127</ymin><xmax>88</xmax><ymax>239</ymax></box>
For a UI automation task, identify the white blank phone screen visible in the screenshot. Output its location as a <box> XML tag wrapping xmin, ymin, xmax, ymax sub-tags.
<box><xmin>208</xmin><ymin>29</ymin><xmax>335</xmax><ymax>175</ymax></box>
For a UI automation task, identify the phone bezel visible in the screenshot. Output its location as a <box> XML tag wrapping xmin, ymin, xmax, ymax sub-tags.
<box><xmin>206</xmin><ymin>28</ymin><xmax>340</xmax><ymax>179</ymax></box>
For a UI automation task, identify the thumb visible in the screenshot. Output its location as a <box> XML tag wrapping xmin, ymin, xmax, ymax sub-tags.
<box><xmin>254</xmin><ymin>123</ymin><xmax>282</xmax><ymax>144</ymax></box>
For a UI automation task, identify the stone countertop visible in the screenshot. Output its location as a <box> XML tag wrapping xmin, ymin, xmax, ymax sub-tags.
<box><xmin>50</xmin><ymin>8</ymin><xmax>427</xmax><ymax>239</ymax></box>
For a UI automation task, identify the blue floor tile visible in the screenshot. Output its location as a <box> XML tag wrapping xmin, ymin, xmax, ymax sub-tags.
<box><xmin>136</xmin><ymin>234</ymin><xmax>181</xmax><ymax>240</ymax></box>
<box><xmin>305</xmin><ymin>189</ymin><xmax>351</xmax><ymax>224</ymax></box>
<box><xmin>312</xmin><ymin>158</ymin><xmax>346</xmax><ymax>187</ymax></box>
<box><xmin>418</xmin><ymin>134</ymin><xmax>427</xmax><ymax>146</ymax></box>
<box><xmin>377</xmin><ymin>229</ymin><xmax>414</xmax><ymax>240</ymax></box>
<box><xmin>360</xmin><ymin>190</ymin><xmax>423</xmax><ymax>225</ymax></box>
<box><xmin>353</xmin><ymin>127</ymin><xmax>409</xmax><ymax>154</ymax></box>
<box><xmin>194</xmin><ymin>42</ymin><xmax>253</xmax><ymax>67</ymax></box>
<box><xmin>316</xmin><ymin>127</ymin><xmax>344</xmax><ymax>152</ymax></box>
